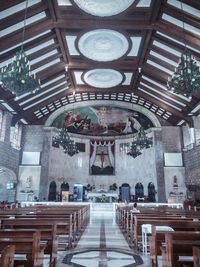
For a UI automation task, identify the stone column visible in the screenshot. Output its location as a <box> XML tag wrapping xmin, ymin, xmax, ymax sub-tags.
<box><xmin>154</xmin><ymin>130</ymin><xmax>166</xmax><ymax>202</ymax></box>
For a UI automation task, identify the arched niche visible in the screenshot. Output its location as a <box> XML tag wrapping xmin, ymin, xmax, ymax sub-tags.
<box><xmin>119</xmin><ymin>183</ymin><xmax>130</xmax><ymax>203</ymax></box>
<box><xmin>135</xmin><ymin>182</ymin><xmax>144</xmax><ymax>199</ymax></box>
<box><xmin>48</xmin><ymin>181</ymin><xmax>57</xmax><ymax>201</ymax></box>
<box><xmin>148</xmin><ymin>182</ymin><xmax>156</xmax><ymax>202</ymax></box>
<box><xmin>0</xmin><ymin>166</ymin><xmax>17</xmax><ymax>202</ymax></box>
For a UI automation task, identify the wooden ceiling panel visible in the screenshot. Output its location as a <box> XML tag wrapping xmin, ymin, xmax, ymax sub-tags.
<box><xmin>0</xmin><ymin>0</ymin><xmax>199</xmax><ymax>126</ymax></box>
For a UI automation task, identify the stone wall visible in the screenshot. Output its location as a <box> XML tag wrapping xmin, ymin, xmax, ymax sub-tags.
<box><xmin>16</xmin><ymin>125</ymin><xmax>190</xmax><ymax>202</ymax></box>
<box><xmin>184</xmin><ymin>145</ymin><xmax>200</xmax><ymax>185</ymax></box>
<box><xmin>161</xmin><ymin>126</ymin><xmax>186</xmax><ymax>201</ymax></box>
<box><xmin>40</xmin><ymin>128</ymin><xmax>159</xmax><ymax>201</ymax></box>
<box><xmin>0</xmin><ymin>111</ymin><xmax>20</xmax><ymax>175</ymax></box>
<box><xmin>17</xmin><ymin>125</ymin><xmax>44</xmax><ymax>201</ymax></box>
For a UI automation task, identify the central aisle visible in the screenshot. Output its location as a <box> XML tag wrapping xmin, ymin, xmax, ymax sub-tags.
<box><xmin>58</xmin><ymin>204</ymin><xmax>148</xmax><ymax>267</ymax></box>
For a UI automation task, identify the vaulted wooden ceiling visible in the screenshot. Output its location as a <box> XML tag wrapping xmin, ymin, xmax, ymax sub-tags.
<box><xmin>0</xmin><ymin>0</ymin><xmax>200</xmax><ymax>127</ymax></box>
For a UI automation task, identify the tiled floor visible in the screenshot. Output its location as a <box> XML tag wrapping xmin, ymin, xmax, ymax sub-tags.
<box><xmin>53</xmin><ymin>206</ymin><xmax>150</xmax><ymax>267</ymax></box>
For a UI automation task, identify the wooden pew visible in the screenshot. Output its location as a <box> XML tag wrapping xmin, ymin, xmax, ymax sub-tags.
<box><xmin>0</xmin><ymin>245</ymin><xmax>14</xmax><ymax>267</ymax></box>
<box><xmin>0</xmin><ymin>231</ymin><xmax>45</xmax><ymax>267</ymax></box>
<box><xmin>161</xmin><ymin>232</ymin><xmax>200</xmax><ymax>267</ymax></box>
<box><xmin>193</xmin><ymin>246</ymin><xmax>200</xmax><ymax>267</ymax></box>
<box><xmin>1</xmin><ymin>217</ymin><xmax>74</xmax><ymax>249</ymax></box>
<box><xmin>132</xmin><ymin>216</ymin><xmax>200</xmax><ymax>250</ymax></box>
<box><xmin>150</xmin><ymin>230</ymin><xmax>200</xmax><ymax>267</ymax></box>
<box><xmin>0</xmin><ymin>228</ymin><xmax>57</xmax><ymax>267</ymax></box>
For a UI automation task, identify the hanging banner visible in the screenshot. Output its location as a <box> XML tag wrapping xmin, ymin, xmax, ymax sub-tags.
<box><xmin>90</xmin><ymin>140</ymin><xmax>115</xmax><ymax>175</ymax></box>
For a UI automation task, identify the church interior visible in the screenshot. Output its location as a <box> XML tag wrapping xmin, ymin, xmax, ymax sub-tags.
<box><xmin>0</xmin><ymin>0</ymin><xmax>200</xmax><ymax>266</ymax></box>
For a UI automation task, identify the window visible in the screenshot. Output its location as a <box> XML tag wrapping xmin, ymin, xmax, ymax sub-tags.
<box><xmin>10</xmin><ymin>123</ymin><xmax>22</xmax><ymax>149</ymax></box>
<box><xmin>0</xmin><ymin>109</ymin><xmax>6</xmax><ymax>141</ymax></box>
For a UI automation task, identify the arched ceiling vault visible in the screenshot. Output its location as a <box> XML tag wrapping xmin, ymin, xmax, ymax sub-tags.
<box><xmin>0</xmin><ymin>0</ymin><xmax>200</xmax><ymax>127</ymax></box>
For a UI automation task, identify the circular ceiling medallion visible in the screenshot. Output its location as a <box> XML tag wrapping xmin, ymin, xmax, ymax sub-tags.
<box><xmin>73</xmin><ymin>0</ymin><xmax>135</xmax><ymax>17</ymax></box>
<box><xmin>83</xmin><ymin>69</ymin><xmax>123</xmax><ymax>88</ymax></box>
<box><xmin>78</xmin><ymin>29</ymin><xmax>129</xmax><ymax>62</ymax></box>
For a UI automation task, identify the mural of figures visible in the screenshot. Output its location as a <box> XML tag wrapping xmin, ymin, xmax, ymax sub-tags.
<box><xmin>51</xmin><ymin>106</ymin><xmax>154</xmax><ymax>136</ymax></box>
<box><xmin>90</xmin><ymin>140</ymin><xmax>115</xmax><ymax>175</ymax></box>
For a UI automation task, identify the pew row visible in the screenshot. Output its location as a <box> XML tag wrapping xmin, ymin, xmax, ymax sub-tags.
<box><xmin>0</xmin><ymin>245</ymin><xmax>15</xmax><ymax>267</ymax></box>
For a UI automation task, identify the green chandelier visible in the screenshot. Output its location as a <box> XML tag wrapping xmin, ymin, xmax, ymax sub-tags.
<box><xmin>0</xmin><ymin>0</ymin><xmax>40</xmax><ymax>97</ymax></box>
<box><xmin>127</xmin><ymin>127</ymin><xmax>153</xmax><ymax>158</ymax></box>
<box><xmin>53</xmin><ymin>128</ymin><xmax>79</xmax><ymax>157</ymax></box>
<box><xmin>167</xmin><ymin>49</ymin><xmax>200</xmax><ymax>97</ymax></box>
<box><xmin>0</xmin><ymin>49</ymin><xmax>40</xmax><ymax>96</ymax></box>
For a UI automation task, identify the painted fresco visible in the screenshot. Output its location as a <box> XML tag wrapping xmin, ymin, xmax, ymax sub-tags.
<box><xmin>51</xmin><ymin>106</ymin><xmax>154</xmax><ymax>136</ymax></box>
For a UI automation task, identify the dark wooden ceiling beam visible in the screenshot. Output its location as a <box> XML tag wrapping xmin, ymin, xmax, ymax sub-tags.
<box><xmin>12</xmin><ymin>89</ymin><xmax>72</xmax><ymax>124</ymax></box>
<box><xmin>58</xmin><ymin>9</ymin><xmax>151</xmax><ymax>21</ymax></box>
<box><xmin>21</xmin><ymin>83</ymin><xmax>67</xmax><ymax>109</ymax></box>
<box><xmin>162</xmin><ymin>3</ymin><xmax>200</xmax><ymax>28</ymax></box>
<box><xmin>27</xmin><ymin>43</ymin><xmax>59</xmax><ymax>61</ymax></box>
<box><xmin>17</xmin><ymin>77</ymin><xmax>67</xmax><ymax>104</ymax></box>
<box><xmin>134</xmin><ymin>89</ymin><xmax>191</xmax><ymax>123</ymax></box>
<box><xmin>0</xmin><ymin>33</ymin><xmax>57</xmax><ymax>63</ymax></box>
<box><xmin>155</xmin><ymin>21</ymin><xmax>200</xmax><ymax>51</ymax></box>
<box><xmin>141</xmin><ymin>69</ymin><xmax>200</xmax><ymax>112</ymax></box>
<box><xmin>153</xmin><ymin>33</ymin><xmax>200</xmax><ymax>60</ymax></box>
<box><xmin>31</xmin><ymin>52</ymin><xmax>62</xmax><ymax>71</ymax></box>
<box><xmin>139</xmin><ymin>83</ymin><xmax>184</xmax><ymax>110</ymax></box>
<box><xmin>68</xmin><ymin>59</ymin><xmax>139</xmax><ymax>70</ymax></box>
<box><xmin>142</xmin><ymin>64</ymin><xmax>169</xmax><ymax>81</ymax></box>
<box><xmin>70</xmin><ymin>86</ymin><xmax>132</xmax><ymax>94</ymax></box>
<box><xmin>0</xmin><ymin>19</ymin><xmax>54</xmax><ymax>52</ymax></box>
<box><xmin>180</xmin><ymin>0</ymin><xmax>200</xmax><ymax>10</ymax></box>
<box><xmin>0</xmin><ymin>0</ymin><xmax>24</xmax><ymax>11</ymax></box>
<box><xmin>54</xmin><ymin>19</ymin><xmax>154</xmax><ymax>30</ymax></box>
<box><xmin>46</xmin><ymin>0</ymin><xmax>68</xmax><ymax>64</ymax></box>
<box><xmin>36</xmin><ymin>62</ymin><xmax>66</xmax><ymax>81</ymax></box>
<box><xmin>140</xmin><ymin>77</ymin><xmax>190</xmax><ymax>107</ymax></box>
<box><xmin>0</xmin><ymin>87</ymin><xmax>23</xmax><ymax>113</ymax></box>
<box><xmin>0</xmin><ymin>2</ymin><xmax>49</xmax><ymax>30</ymax></box>
<box><xmin>147</xmin><ymin>54</ymin><xmax>175</xmax><ymax>72</ymax></box>
<box><xmin>150</xmin><ymin>44</ymin><xmax>180</xmax><ymax>62</ymax></box>
<box><xmin>41</xmin><ymin>70</ymin><xmax>66</xmax><ymax>85</ymax></box>
<box><xmin>132</xmin><ymin>0</ymin><xmax>162</xmax><ymax>92</ymax></box>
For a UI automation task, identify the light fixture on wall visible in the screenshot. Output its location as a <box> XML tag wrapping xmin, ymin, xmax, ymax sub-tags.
<box><xmin>167</xmin><ymin>3</ymin><xmax>200</xmax><ymax>97</ymax></box>
<box><xmin>127</xmin><ymin>127</ymin><xmax>153</xmax><ymax>158</ymax></box>
<box><xmin>0</xmin><ymin>0</ymin><xmax>40</xmax><ymax>96</ymax></box>
<box><xmin>53</xmin><ymin>127</ymin><xmax>79</xmax><ymax>157</ymax></box>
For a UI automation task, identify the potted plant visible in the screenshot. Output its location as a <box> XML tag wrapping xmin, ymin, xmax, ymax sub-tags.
<box><xmin>86</xmin><ymin>184</ymin><xmax>93</xmax><ymax>192</ymax></box>
<box><xmin>109</xmin><ymin>183</ymin><xmax>118</xmax><ymax>191</ymax></box>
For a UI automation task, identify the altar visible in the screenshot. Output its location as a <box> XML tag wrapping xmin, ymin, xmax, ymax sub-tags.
<box><xmin>87</xmin><ymin>192</ymin><xmax>118</xmax><ymax>203</ymax></box>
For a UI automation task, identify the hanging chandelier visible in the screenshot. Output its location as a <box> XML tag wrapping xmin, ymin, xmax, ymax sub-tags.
<box><xmin>0</xmin><ymin>0</ymin><xmax>40</xmax><ymax>97</ymax></box>
<box><xmin>167</xmin><ymin>1</ymin><xmax>200</xmax><ymax>98</ymax></box>
<box><xmin>167</xmin><ymin>49</ymin><xmax>200</xmax><ymax>97</ymax></box>
<box><xmin>53</xmin><ymin>128</ymin><xmax>79</xmax><ymax>157</ymax></box>
<box><xmin>127</xmin><ymin>127</ymin><xmax>153</xmax><ymax>158</ymax></box>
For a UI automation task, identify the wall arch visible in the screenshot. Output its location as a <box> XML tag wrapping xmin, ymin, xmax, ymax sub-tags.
<box><xmin>45</xmin><ymin>100</ymin><xmax>161</xmax><ymax>129</ymax></box>
<box><xmin>0</xmin><ymin>166</ymin><xmax>17</xmax><ymax>202</ymax></box>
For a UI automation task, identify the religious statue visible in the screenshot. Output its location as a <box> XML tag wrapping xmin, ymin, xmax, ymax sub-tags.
<box><xmin>26</xmin><ymin>176</ymin><xmax>32</xmax><ymax>188</ymax></box>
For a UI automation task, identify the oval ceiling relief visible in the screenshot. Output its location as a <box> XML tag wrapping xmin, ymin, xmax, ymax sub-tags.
<box><xmin>73</xmin><ymin>0</ymin><xmax>135</xmax><ymax>17</ymax></box>
<box><xmin>78</xmin><ymin>29</ymin><xmax>129</xmax><ymax>62</ymax></box>
<box><xmin>83</xmin><ymin>69</ymin><xmax>123</xmax><ymax>88</ymax></box>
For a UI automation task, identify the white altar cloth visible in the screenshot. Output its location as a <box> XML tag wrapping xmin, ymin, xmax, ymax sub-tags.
<box><xmin>87</xmin><ymin>192</ymin><xmax>118</xmax><ymax>202</ymax></box>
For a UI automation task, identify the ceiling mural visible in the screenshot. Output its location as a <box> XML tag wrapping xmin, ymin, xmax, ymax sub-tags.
<box><xmin>51</xmin><ymin>106</ymin><xmax>154</xmax><ymax>136</ymax></box>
